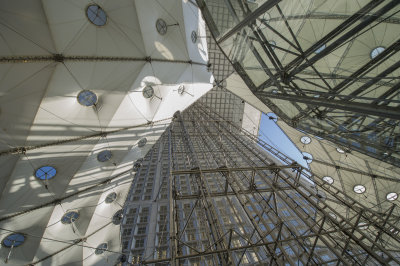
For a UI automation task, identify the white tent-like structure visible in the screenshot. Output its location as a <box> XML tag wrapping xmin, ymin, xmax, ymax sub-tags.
<box><xmin>0</xmin><ymin>0</ymin><xmax>212</xmax><ymax>265</ymax></box>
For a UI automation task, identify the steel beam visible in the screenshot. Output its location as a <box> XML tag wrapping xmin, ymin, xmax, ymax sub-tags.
<box><xmin>217</xmin><ymin>0</ymin><xmax>281</xmax><ymax>43</ymax></box>
<box><xmin>256</xmin><ymin>91</ymin><xmax>400</xmax><ymax>120</ymax></box>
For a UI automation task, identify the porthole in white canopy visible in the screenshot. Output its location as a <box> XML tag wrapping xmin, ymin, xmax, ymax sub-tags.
<box><xmin>300</xmin><ymin>136</ymin><xmax>311</xmax><ymax>145</ymax></box>
<box><xmin>86</xmin><ymin>5</ymin><xmax>107</xmax><ymax>26</ymax></box>
<box><xmin>314</xmin><ymin>44</ymin><xmax>326</xmax><ymax>54</ymax></box>
<box><xmin>2</xmin><ymin>233</ymin><xmax>25</xmax><ymax>248</ymax></box>
<box><xmin>322</xmin><ymin>176</ymin><xmax>334</xmax><ymax>185</ymax></box>
<box><xmin>370</xmin><ymin>46</ymin><xmax>385</xmax><ymax>59</ymax></box>
<box><xmin>191</xmin><ymin>31</ymin><xmax>198</xmax><ymax>43</ymax></box>
<box><xmin>302</xmin><ymin>152</ymin><xmax>313</xmax><ymax>164</ymax></box>
<box><xmin>97</xmin><ymin>150</ymin><xmax>112</xmax><ymax>162</ymax></box>
<box><xmin>105</xmin><ymin>192</ymin><xmax>117</xmax><ymax>204</ymax></box>
<box><xmin>77</xmin><ymin>90</ymin><xmax>97</xmax><ymax>106</ymax></box>
<box><xmin>386</xmin><ymin>192</ymin><xmax>398</xmax><ymax>201</ymax></box>
<box><xmin>112</xmin><ymin>210</ymin><xmax>123</xmax><ymax>225</ymax></box>
<box><xmin>61</xmin><ymin>211</ymin><xmax>79</xmax><ymax>224</ymax></box>
<box><xmin>138</xmin><ymin>138</ymin><xmax>147</xmax><ymax>148</ymax></box>
<box><xmin>178</xmin><ymin>85</ymin><xmax>185</xmax><ymax>95</ymax></box>
<box><xmin>95</xmin><ymin>243</ymin><xmax>108</xmax><ymax>255</ymax></box>
<box><xmin>156</xmin><ymin>18</ymin><xmax>168</xmax><ymax>35</ymax></box>
<box><xmin>353</xmin><ymin>185</ymin><xmax>366</xmax><ymax>194</ymax></box>
<box><xmin>35</xmin><ymin>166</ymin><xmax>56</xmax><ymax>180</ymax></box>
<box><xmin>142</xmin><ymin>86</ymin><xmax>154</xmax><ymax>99</ymax></box>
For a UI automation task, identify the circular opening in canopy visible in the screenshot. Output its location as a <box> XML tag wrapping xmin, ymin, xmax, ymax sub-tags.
<box><xmin>95</xmin><ymin>243</ymin><xmax>108</xmax><ymax>255</ymax></box>
<box><xmin>322</xmin><ymin>176</ymin><xmax>334</xmax><ymax>185</ymax></box>
<box><xmin>156</xmin><ymin>18</ymin><xmax>167</xmax><ymax>35</ymax></box>
<box><xmin>35</xmin><ymin>166</ymin><xmax>56</xmax><ymax>180</ymax></box>
<box><xmin>105</xmin><ymin>192</ymin><xmax>117</xmax><ymax>204</ymax></box>
<box><xmin>314</xmin><ymin>44</ymin><xmax>326</xmax><ymax>54</ymax></box>
<box><xmin>97</xmin><ymin>150</ymin><xmax>112</xmax><ymax>162</ymax></box>
<box><xmin>112</xmin><ymin>210</ymin><xmax>123</xmax><ymax>225</ymax></box>
<box><xmin>386</xmin><ymin>192</ymin><xmax>398</xmax><ymax>201</ymax></box>
<box><xmin>2</xmin><ymin>233</ymin><xmax>25</xmax><ymax>248</ymax></box>
<box><xmin>77</xmin><ymin>90</ymin><xmax>97</xmax><ymax>106</ymax></box>
<box><xmin>370</xmin><ymin>46</ymin><xmax>385</xmax><ymax>59</ymax></box>
<box><xmin>178</xmin><ymin>85</ymin><xmax>185</xmax><ymax>95</ymax></box>
<box><xmin>138</xmin><ymin>138</ymin><xmax>147</xmax><ymax>148</ymax></box>
<box><xmin>86</xmin><ymin>5</ymin><xmax>107</xmax><ymax>26</ymax></box>
<box><xmin>191</xmin><ymin>31</ymin><xmax>197</xmax><ymax>43</ymax></box>
<box><xmin>353</xmin><ymin>185</ymin><xmax>366</xmax><ymax>194</ymax></box>
<box><xmin>142</xmin><ymin>86</ymin><xmax>154</xmax><ymax>99</ymax></box>
<box><xmin>300</xmin><ymin>136</ymin><xmax>311</xmax><ymax>145</ymax></box>
<box><xmin>302</xmin><ymin>152</ymin><xmax>313</xmax><ymax>163</ymax></box>
<box><xmin>61</xmin><ymin>211</ymin><xmax>79</xmax><ymax>224</ymax></box>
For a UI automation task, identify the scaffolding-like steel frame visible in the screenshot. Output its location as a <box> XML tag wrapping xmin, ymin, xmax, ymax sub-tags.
<box><xmin>196</xmin><ymin>0</ymin><xmax>400</xmax><ymax>167</ymax></box>
<box><xmin>138</xmin><ymin>104</ymin><xmax>400</xmax><ymax>265</ymax></box>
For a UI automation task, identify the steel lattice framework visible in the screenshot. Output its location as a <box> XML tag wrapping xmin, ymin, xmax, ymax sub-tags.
<box><xmin>122</xmin><ymin>103</ymin><xmax>400</xmax><ymax>265</ymax></box>
<box><xmin>196</xmin><ymin>0</ymin><xmax>400</xmax><ymax>167</ymax></box>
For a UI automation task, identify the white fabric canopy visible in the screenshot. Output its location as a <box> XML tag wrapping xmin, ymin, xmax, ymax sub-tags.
<box><xmin>0</xmin><ymin>0</ymin><xmax>212</xmax><ymax>265</ymax></box>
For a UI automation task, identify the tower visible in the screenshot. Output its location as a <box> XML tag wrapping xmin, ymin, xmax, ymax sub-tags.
<box><xmin>121</xmin><ymin>99</ymin><xmax>400</xmax><ymax>265</ymax></box>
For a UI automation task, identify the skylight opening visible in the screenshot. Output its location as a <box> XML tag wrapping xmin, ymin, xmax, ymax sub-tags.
<box><xmin>322</xmin><ymin>176</ymin><xmax>334</xmax><ymax>185</ymax></box>
<box><xmin>386</xmin><ymin>192</ymin><xmax>398</xmax><ymax>201</ymax></box>
<box><xmin>191</xmin><ymin>31</ymin><xmax>198</xmax><ymax>43</ymax></box>
<box><xmin>300</xmin><ymin>136</ymin><xmax>311</xmax><ymax>145</ymax></box>
<box><xmin>138</xmin><ymin>138</ymin><xmax>147</xmax><ymax>148</ymax></box>
<box><xmin>95</xmin><ymin>243</ymin><xmax>108</xmax><ymax>255</ymax></box>
<box><xmin>2</xmin><ymin>233</ymin><xmax>25</xmax><ymax>248</ymax></box>
<box><xmin>61</xmin><ymin>211</ymin><xmax>79</xmax><ymax>224</ymax></box>
<box><xmin>156</xmin><ymin>19</ymin><xmax>167</xmax><ymax>35</ymax></box>
<box><xmin>105</xmin><ymin>192</ymin><xmax>117</xmax><ymax>204</ymax></box>
<box><xmin>258</xmin><ymin>113</ymin><xmax>310</xmax><ymax>169</ymax></box>
<box><xmin>77</xmin><ymin>90</ymin><xmax>97</xmax><ymax>106</ymax></box>
<box><xmin>97</xmin><ymin>150</ymin><xmax>112</xmax><ymax>162</ymax></box>
<box><xmin>35</xmin><ymin>166</ymin><xmax>56</xmax><ymax>180</ymax></box>
<box><xmin>353</xmin><ymin>185</ymin><xmax>366</xmax><ymax>194</ymax></box>
<box><xmin>370</xmin><ymin>46</ymin><xmax>385</xmax><ymax>59</ymax></box>
<box><xmin>302</xmin><ymin>152</ymin><xmax>313</xmax><ymax>164</ymax></box>
<box><xmin>86</xmin><ymin>5</ymin><xmax>107</xmax><ymax>26</ymax></box>
<box><xmin>112</xmin><ymin>210</ymin><xmax>123</xmax><ymax>225</ymax></box>
<box><xmin>142</xmin><ymin>86</ymin><xmax>154</xmax><ymax>99</ymax></box>
<box><xmin>314</xmin><ymin>44</ymin><xmax>326</xmax><ymax>54</ymax></box>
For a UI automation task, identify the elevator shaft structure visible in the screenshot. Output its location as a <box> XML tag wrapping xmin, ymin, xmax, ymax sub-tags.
<box><xmin>123</xmin><ymin>103</ymin><xmax>400</xmax><ymax>265</ymax></box>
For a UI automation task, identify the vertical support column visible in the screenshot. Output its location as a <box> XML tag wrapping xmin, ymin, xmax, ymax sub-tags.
<box><xmin>168</xmin><ymin>126</ymin><xmax>179</xmax><ymax>266</ymax></box>
<box><xmin>175</xmin><ymin>111</ymin><xmax>233</xmax><ymax>265</ymax></box>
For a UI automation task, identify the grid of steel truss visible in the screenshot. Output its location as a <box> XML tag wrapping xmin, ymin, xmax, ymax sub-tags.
<box><xmin>196</xmin><ymin>0</ymin><xmax>400</xmax><ymax>167</ymax></box>
<box><xmin>121</xmin><ymin>103</ymin><xmax>400</xmax><ymax>265</ymax></box>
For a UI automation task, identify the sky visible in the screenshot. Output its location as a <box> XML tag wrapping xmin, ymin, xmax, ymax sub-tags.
<box><xmin>258</xmin><ymin>113</ymin><xmax>309</xmax><ymax>168</ymax></box>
